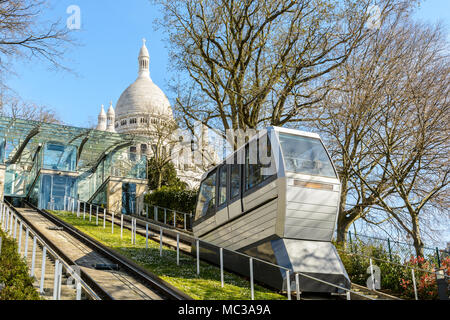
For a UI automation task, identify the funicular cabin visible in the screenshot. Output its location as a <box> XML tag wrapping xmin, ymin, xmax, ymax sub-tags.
<box><xmin>193</xmin><ymin>127</ymin><xmax>350</xmax><ymax>293</ymax></box>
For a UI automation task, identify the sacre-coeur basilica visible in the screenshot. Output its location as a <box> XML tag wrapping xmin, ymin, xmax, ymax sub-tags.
<box><xmin>94</xmin><ymin>39</ymin><xmax>218</xmax><ymax>189</ymax></box>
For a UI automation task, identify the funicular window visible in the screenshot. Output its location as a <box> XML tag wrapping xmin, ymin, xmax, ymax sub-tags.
<box><xmin>196</xmin><ymin>171</ymin><xmax>217</xmax><ymax>218</ymax></box>
<box><xmin>218</xmin><ymin>166</ymin><xmax>227</xmax><ymax>206</ymax></box>
<box><xmin>279</xmin><ymin>133</ymin><xmax>336</xmax><ymax>178</ymax></box>
<box><xmin>230</xmin><ymin>162</ymin><xmax>240</xmax><ymax>199</ymax></box>
<box><xmin>245</xmin><ymin>134</ymin><xmax>273</xmax><ymax>191</ymax></box>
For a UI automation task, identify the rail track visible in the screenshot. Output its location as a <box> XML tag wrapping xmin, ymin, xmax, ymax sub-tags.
<box><xmin>10</xmin><ymin>201</ymin><xmax>192</xmax><ymax>300</ymax></box>
<box><xmin>23</xmin><ymin>203</ymin><xmax>396</xmax><ymax>301</ymax></box>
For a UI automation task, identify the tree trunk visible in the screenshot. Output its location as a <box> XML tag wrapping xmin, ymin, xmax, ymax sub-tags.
<box><xmin>411</xmin><ymin>215</ymin><xmax>424</xmax><ymax>258</ymax></box>
<box><xmin>157</xmin><ymin>171</ymin><xmax>162</xmax><ymax>190</ymax></box>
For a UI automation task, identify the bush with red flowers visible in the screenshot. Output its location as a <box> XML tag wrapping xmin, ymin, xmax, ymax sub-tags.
<box><xmin>399</xmin><ymin>256</ymin><xmax>450</xmax><ymax>300</ymax></box>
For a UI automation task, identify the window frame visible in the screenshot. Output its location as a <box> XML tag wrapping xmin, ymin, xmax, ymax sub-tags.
<box><xmin>194</xmin><ymin>168</ymin><xmax>218</xmax><ymax>223</ymax></box>
<box><xmin>243</xmin><ymin>134</ymin><xmax>277</xmax><ymax>198</ymax></box>
<box><xmin>217</xmin><ymin>165</ymin><xmax>228</xmax><ymax>210</ymax></box>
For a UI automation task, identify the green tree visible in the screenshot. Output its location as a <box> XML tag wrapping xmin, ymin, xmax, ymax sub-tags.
<box><xmin>147</xmin><ymin>156</ymin><xmax>186</xmax><ymax>190</ymax></box>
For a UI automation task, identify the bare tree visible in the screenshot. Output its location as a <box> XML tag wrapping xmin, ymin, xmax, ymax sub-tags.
<box><xmin>363</xmin><ymin>23</ymin><xmax>450</xmax><ymax>256</ymax></box>
<box><xmin>318</xmin><ymin>18</ymin><xmax>449</xmax><ymax>256</ymax></box>
<box><xmin>0</xmin><ymin>0</ymin><xmax>73</xmax><ymax>73</ymax></box>
<box><xmin>155</xmin><ymin>0</ymin><xmax>414</xmax><ymax>137</ymax></box>
<box><xmin>0</xmin><ymin>92</ymin><xmax>62</xmax><ymax>124</ymax></box>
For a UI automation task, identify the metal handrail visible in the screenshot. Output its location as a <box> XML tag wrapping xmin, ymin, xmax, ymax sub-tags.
<box><xmin>61</xmin><ymin>199</ymin><xmax>384</xmax><ymax>301</ymax></box>
<box><xmin>0</xmin><ymin>201</ymin><xmax>101</xmax><ymax>300</ymax></box>
<box><xmin>337</xmin><ymin>248</ymin><xmax>450</xmax><ymax>279</ymax></box>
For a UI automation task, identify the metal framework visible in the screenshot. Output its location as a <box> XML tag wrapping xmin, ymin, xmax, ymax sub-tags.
<box><xmin>0</xmin><ymin>116</ymin><xmax>148</xmax><ymax>172</ymax></box>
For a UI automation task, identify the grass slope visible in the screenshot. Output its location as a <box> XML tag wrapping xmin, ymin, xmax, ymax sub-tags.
<box><xmin>50</xmin><ymin>211</ymin><xmax>286</xmax><ymax>300</ymax></box>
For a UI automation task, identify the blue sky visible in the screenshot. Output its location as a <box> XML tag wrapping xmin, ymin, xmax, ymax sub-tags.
<box><xmin>2</xmin><ymin>1</ymin><xmax>449</xmax><ymax>246</ymax></box>
<box><xmin>4</xmin><ymin>0</ymin><xmax>450</xmax><ymax>128</ymax></box>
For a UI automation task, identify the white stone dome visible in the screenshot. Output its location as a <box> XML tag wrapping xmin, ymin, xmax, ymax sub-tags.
<box><xmin>115</xmin><ymin>76</ymin><xmax>173</xmax><ymax>119</ymax></box>
<box><xmin>115</xmin><ymin>39</ymin><xmax>173</xmax><ymax>124</ymax></box>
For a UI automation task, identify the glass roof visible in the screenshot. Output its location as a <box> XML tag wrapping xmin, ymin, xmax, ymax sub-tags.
<box><xmin>0</xmin><ymin>116</ymin><xmax>149</xmax><ymax>171</ymax></box>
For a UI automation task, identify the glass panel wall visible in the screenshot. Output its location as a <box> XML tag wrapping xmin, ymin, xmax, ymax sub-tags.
<box><xmin>122</xmin><ymin>182</ymin><xmax>136</xmax><ymax>215</ymax></box>
<box><xmin>4</xmin><ymin>167</ymin><xmax>29</xmax><ymax>197</ymax></box>
<box><xmin>109</xmin><ymin>151</ymin><xmax>147</xmax><ymax>180</ymax></box>
<box><xmin>42</xmin><ymin>143</ymin><xmax>77</xmax><ymax>172</ymax></box>
<box><xmin>38</xmin><ymin>174</ymin><xmax>77</xmax><ymax>210</ymax></box>
<box><xmin>0</xmin><ymin>139</ymin><xmax>5</xmax><ymax>164</ymax></box>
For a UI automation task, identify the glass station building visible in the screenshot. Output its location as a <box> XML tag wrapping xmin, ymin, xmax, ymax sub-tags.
<box><xmin>0</xmin><ymin>116</ymin><xmax>149</xmax><ymax>214</ymax></box>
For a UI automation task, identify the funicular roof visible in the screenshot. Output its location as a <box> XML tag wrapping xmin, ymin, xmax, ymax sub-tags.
<box><xmin>0</xmin><ymin>116</ymin><xmax>148</xmax><ymax>171</ymax></box>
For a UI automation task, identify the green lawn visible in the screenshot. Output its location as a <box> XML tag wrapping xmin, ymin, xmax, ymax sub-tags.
<box><xmin>49</xmin><ymin>210</ymin><xmax>286</xmax><ymax>300</ymax></box>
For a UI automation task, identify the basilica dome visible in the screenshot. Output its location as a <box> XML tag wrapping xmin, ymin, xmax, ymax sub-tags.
<box><xmin>113</xmin><ymin>39</ymin><xmax>174</xmax><ymax>134</ymax></box>
<box><xmin>115</xmin><ymin>76</ymin><xmax>172</xmax><ymax>119</ymax></box>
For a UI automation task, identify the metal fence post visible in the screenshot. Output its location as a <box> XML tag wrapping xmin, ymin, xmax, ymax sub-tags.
<box><xmin>77</xmin><ymin>200</ymin><xmax>80</xmax><ymax>218</ymax></box>
<box><xmin>220</xmin><ymin>247</ymin><xmax>224</xmax><ymax>288</ymax></box>
<box><xmin>346</xmin><ymin>291</ymin><xmax>351</xmax><ymax>300</ymax></box>
<box><xmin>196</xmin><ymin>239</ymin><xmax>200</xmax><ymax>276</ymax></box>
<box><xmin>57</xmin><ymin>262</ymin><xmax>63</xmax><ymax>300</ymax></box>
<box><xmin>159</xmin><ymin>227</ymin><xmax>163</xmax><ymax>256</ymax></box>
<box><xmin>13</xmin><ymin>215</ymin><xmax>17</xmax><ymax>239</ymax></box>
<box><xmin>411</xmin><ymin>269</ymin><xmax>418</xmax><ymax>300</ymax></box>
<box><xmin>4</xmin><ymin>209</ymin><xmax>8</xmax><ymax>232</ymax></box>
<box><xmin>103</xmin><ymin>209</ymin><xmax>106</xmax><ymax>229</ymax></box>
<box><xmin>121</xmin><ymin>215</ymin><xmax>124</xmax><ymax>239</ymax></box>
<box><xmin>40</xmin><ymin>246</ymin><xmax>47</xmax><ymax>294</ymax></box>
<box><xmin>436</xmin><ymin>247</ymin><xmax>441</xmax><ymax>268</ymax></box>
<box><xmin>9</xmin><ymin>210</ymin><xmax>13</xmax><ymax>236</ymax></box>
<box><xmin>184</xmin><ymin>214</ymin><xmax>187</xmax><ymax>231</ymax></box>
<box><xmin>89</xmin><ymin>204</ymin><xmax>92</xmax><ymax>222</ymax></box>
<box><xmin>154</xmin><ymin>206</ymin><xmax>157</xmax><ymax>221</ymax></box>
<box><xmin>24</xmin><ymin>227</ymin><xmax>29</xmax><ymax>258</ymax></box>
<box><xmin>18</xmin><ymin>221</ymin><xmax>23</xmax><ymax>254</ymax></box>
<box><xmin>146</xmin><ymin>224</ymin><xmax>149</xmax><ymax>249</ymax></box>
<box><xmin>76</xmin><ymin>280</ymin><xmax>82</xmax><ymax>300</ymax></box>
<box><xmin>295</xmin><ymin>273</ymin><xmax>300</xmax><ymax>300</ymax></box>
<box><xmin>176</xmin><ymin>233</ymin><xmax>180</xmax><ymax>266</ymax></box>
<box><xmin>388</xmin><ymin>239</ymin><xmax>393</xmax><ymax>262</ymax></box>
<box><xmin>250</xmin><ymin>257</ymin><xmax>254</xmax><ymax>300</ymax></box>
<box><xmin>31</xmin><ymin>236</ymin><xmax>37</xmax><ymax>277</ymax></box>
<box><xmin>53</xmin><ymin>260</ymin><xmax>60</xmax><ymax>300</ymax></box>
<box><xmin>83</xmin><ymin>202</ymin><xmax>86</xmax><ymax>220</ymax></box>
<box><xmin>173</xmin><ymin>211</ymin><xmax>176</xmax><ymax>228</ymax></box>
<box><xmin>164</xmin><ymin>208</ymin><xmax>167</xmax><ymax>224</ymax></box>
<box><xmin>286</xmin><ymin>270</ymin><xmax>291</xmax><ymax>300</ymax></box>
<box><xmin>131</xmin><ymin>219</ymin><xmax>135</xmax><ymax>245</ymax></box>
<box><xmin>0</xmin><ymin>237</ymin><xmax>2</xmax><ymax>256</ymax></box>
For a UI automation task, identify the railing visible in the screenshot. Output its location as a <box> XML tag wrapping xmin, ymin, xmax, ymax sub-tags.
<box><xmin>346</xmin><ymin>231</ymin><xmax>448</xmax><ymax>267</ymax></box>
<box><xmin>336</xmin><ymin>247</ymin><xmax>449</xmax><ymax>300</ymax></box>
<box><xmin>139</xmin><ymin>203</ymin><xmax>194</xmax><ymax>232</ymax></box>
<box><xmin>0</xmin><ymin>201</ymin><xmax>100</xmax><ymax>300</ymax></box>
<box><xmin>57</xmin><ymin>199</ymin><xmax>384</xmax><ymax>301</ymax></box>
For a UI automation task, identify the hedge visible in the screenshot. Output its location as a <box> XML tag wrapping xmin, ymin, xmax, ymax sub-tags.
<box><xmin>0</xmin><ymin>229</ymin><xmax>41</xmax><ymax>300</ymax></box>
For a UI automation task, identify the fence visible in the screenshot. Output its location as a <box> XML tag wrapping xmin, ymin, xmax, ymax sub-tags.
<box><xmin>347</xmin><ymin>231</ymin><xmax>448</xmax><ymax>267</ymax></box>
<box><xmin>140</xmin><ymin>203</ymin><xmax>194</xmax><ymax>231</ymax></box>
<box><xmin>0</xmin><ymin>200</ymin><xmax>100</xmax><ymax>300</ymax></box>
<box><xmin>58</xmin><ymin>199</ymin><xmax>380</xmax><ymax>300</ymax></box>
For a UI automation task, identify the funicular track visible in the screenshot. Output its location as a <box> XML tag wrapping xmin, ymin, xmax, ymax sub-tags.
<box><xmin>105</xmin><ymin>213</ymin><xmax>401</xmax><ymax>300</ymax></box>
<box><xmin>10</xmin><ymin>200</ymin><xmax>192</xmax><ymax>300</ymax></box>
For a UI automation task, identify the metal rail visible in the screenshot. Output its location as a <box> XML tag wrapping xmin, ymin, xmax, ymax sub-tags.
<box><xmin>73</xmin><ymin>200</ymin><xmax>381</xmax><ymax>301</ymax></box>
<box><xmin>25</xmin><ymin>201</ymin><xmax>192</xmax><ymax>300</ymax></box>
<box><xmin>0</xmin><ymin>200</ymin><xmax>102</xmax><ymax>300</ymax></box>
